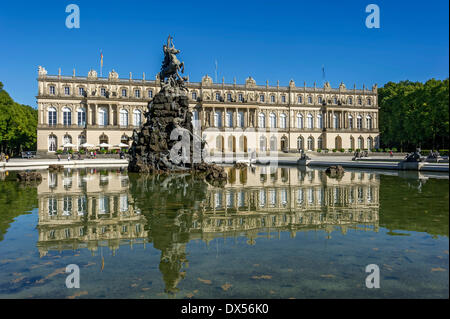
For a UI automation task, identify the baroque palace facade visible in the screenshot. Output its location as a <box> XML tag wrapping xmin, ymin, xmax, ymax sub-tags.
<box><xmin>36</xmin><ymin>66</ymin><xmax>379</xmax><ymax>155</ymax></box>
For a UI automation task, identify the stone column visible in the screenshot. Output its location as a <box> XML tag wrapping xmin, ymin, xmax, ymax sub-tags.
<box><xmin>94</xmin><ymin>104</ymin><xmax>98</xmax><ymax>125</ymax></box>
<box><xmin>108</xmin><ymin>104</ymin><xmax>112</xmax><ymax>126</ymax></box>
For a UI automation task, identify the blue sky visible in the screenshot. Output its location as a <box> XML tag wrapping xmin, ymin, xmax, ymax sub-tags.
<box><xmin>0</xmin><ymin>0</ymin><xmax>448</xmax><ymax>108</ymax></box>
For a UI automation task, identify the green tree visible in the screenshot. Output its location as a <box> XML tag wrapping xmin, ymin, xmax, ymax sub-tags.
<box><xmin>0</xmin><ymin>81</ymin><xmax>38</xmax><ymax>156</ymax></box>
<box><xmin>378</xmin><ymin>79</ymin><xmax>449</xmax><ymax>151</ymax></box>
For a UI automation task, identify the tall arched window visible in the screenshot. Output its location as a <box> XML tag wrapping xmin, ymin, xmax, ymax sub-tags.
<box><xmin>78</xmin><ymin>134</ymin><xmax>86</xmax><ymax>147</ymax></box>
<box><xmin>226</xmin><ymin>111</ymin><xmax>233</xmax><ymax>127</ymax></box>
<box><xmin>214</xmin><ymin>111</ymin><xmax>222</xmax><ymax>128</ymax></box>
<box><xmin>258</xmin><ymin>113</ymin><xmax>266</xmax><ymax>128</ymax></box>
<box><xmin>307</xmin><ymin>113</ymin><xmax>313</xmax><ymax>129</ymax></box>
<box><xmin>216</xmin><ymin>136</ymin><xmax>224</xmax><ymax>152</ymax></box>
<box><xmin>259</xmin><ymin>136</ymin><xmax>267</xmax><ymax>151</ymax></box>
<box><xmin>120</xmin><ymin>109</ymin><xmax>128</xmax><ymax>127</ymax></box>
<box><xmin>367</xmin><ymin>137</ymin><xmax>373</xmax><ymax>150</ymax></box>
<box><xmin>348</xmin><ymin>115</ymin><xmax>354</xmax><ymax>129</ymax></box>
<box><xmin>280</xmin><ymin>113</ymin><xmax>287</xmax><ymax>129</ymax></box>
<box><xmin>297</xmin><ymin>136</ymin><xmax>304</xmax><ymax>150</ymax></box>
<box><xmin>318</xmin><ymin>137</ymin><xmax>323</xmax><ymax>149</ymax></box>
<box><xmin>333</xmin><ymin>114</ymin><xmax>339</xmax><ymax>129</ymax></box>
<box><xmin>317</xmin><ymin>114</ymin><xmax>323</xmax><ymax>129</ymax></box>
<box><xmin>77</xmin><ymin>107</ymin><xmax>86</xmax><ymax>127</ymax></box>
<box><xmin>307</xmin><ymin>136</ymin><xmax>314</xmax><ymax>151</ymax></box>
<box><xmin>237</xmin><ymin>111</ymin><xmax>244</xmax><ymax>128</ymax></box>
<box><xmin>192</xmin><ymin>110</ymin><xmax>199</xmax><ymax>128</ymax></box>
<box><xmin>98</xmin><ymin>107</ymin><xmax>108</xmax><ymax>126</ymax></box>
<box><xmin>297</xmin><ymin>113</ymin><xmax>303</xmax><ymax>129</ymax></box>
<box><xmin>133</xmin><ymin>109</ymin><xmax>142</xmax><ymax>127</ymax></box>
<box><xmin>62</xmin><ymin>107</ymin><xmax>72</xmax><ymax>126</ymax></box>
<box><xmin>48</xmin><ymin>107</ymin><xmax>57</xmax><ymax>126</ymax></box>
<box><xmin>270</xmin><ymin>136</ymin><xmax>277</xmax><ymax>151</ymax></box>
<box><xmin>366</xmin><ymin>115</ymin><xmax>372</xmax><ymax>129</ymax></box>
<box><xmin>357</xmin><ymin>115</ymin><xmax>363</xmax><ymax>129</ymax></box>
<box><xmin>48</xmin><ymin>134</ymin><xmax>57</xmax><ymax>152</ymax></box>
<box><xmin>269</xmin><ymin>112</ymin><xmax>277</xmax><ymax>128</ymax></box>
<box><xmin>358</xmin><ymin>137</ymin><xmax>364</xmax><ymax>149</ymax></box>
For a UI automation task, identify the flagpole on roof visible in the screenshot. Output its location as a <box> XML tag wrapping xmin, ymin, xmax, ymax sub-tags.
<box><xmin>100</xmin><ymin>50</ymin><xmax>103</xmax><ymax>77</ymax></box>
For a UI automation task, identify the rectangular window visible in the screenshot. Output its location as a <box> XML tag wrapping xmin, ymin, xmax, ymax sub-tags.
<box><xmin>63</xmin><ymin>112</ymin><xmax>72</xmax><ymax>126</ymax></box>
<box><xmin>122</xmin><ymin>89</ymin><xmax>127</xmax><ymax>97</ymax></box>
<box><xmin>216</xmin><ymin>93</ymin><xmax>220</xmax><ymax>101</ymax></box>
<box><xmin>148</xmin><ymin>90</ymin><xmax>153</xmax><ymax>98</ymax></box>
<box><xmin>271</xmin><ymin>95</ymin><xmax>275</xmax><ymax>103</ymax></box>
<box><xmin>281</xmin><ymin>96</ymin><xmax>286</xmax><ymax>103</ymax></box>
<box><xmin>64</xmin><ymin>87</ymin><xmax>70</xmax><ymax>95</ymax></box>
<box><xmin>227</xmin><ymin>93</ymin><xmax>232</xmax><ymax>102</ymax></box>
<box><xmin>101</xmin><ymin>88</ymin><xmax>106</xmax><ymax>97</ymax></box>
<box><xmin>298</xmin><ymin>96</ymin><xmax>302</xmax><ymax>103</ymax></box>
<box><xmin>318</xmin><ymin>97</ymin><xmax>323</xmax><ymax>104</ymax></box>
<box><xmin>238</xmin><ymin>94</ymin><xmax>243</xmax><ymax>102</ymax></box>
<box><xmin>260</xmin><ymin>95</ymin><xmax>265</xmax><ymax>103</ymax></box>
<box><xmin>135</xmin><ymin>90</ymin><xmax>140</xmax><ymax>98</ymax></box>
<box><xmin>78</xmin><ymin>111</ymin><xmax>86</xmax><ymax>127</ymax></box>
<box><xmin>49</xmin><ymin>86</ymin><xmax>55</xmax><ymax>95</ymax></box>
<box><xmin>79</xmin><ymin>87</ymin><xmax>85</xmax><ymax>96</ymax></box>
<box><xmin>192</xmin><ymin>92</ymin><xmax>197</xmax><ymax>100</ymax></box>
<box><xmin>49</xmin><ymin>111</ymin><xmax>57</xmax><ymax>126</ymax></box>
<box><xmin>308</xmin><ymin>96</ymin><xmax>312</xmax><ymax>104</ymax></box>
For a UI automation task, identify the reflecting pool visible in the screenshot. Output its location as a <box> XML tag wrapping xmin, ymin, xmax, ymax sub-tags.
<box><xmin>0</xmin><ymin>166</ymin><xmax>448</xmax><ymax>298</ymax></box>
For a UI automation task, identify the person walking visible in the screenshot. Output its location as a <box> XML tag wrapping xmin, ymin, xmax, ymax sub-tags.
<box><xmin>5</xmin><ymin>154</ymin><xmax>9</xmax><ymax>163</ymax></box>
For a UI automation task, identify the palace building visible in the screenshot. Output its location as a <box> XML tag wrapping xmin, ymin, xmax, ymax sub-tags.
<box><xmin>36</xmin><ymin>66</ymin><xmax>379</xmax><ymax>155</ymax></box>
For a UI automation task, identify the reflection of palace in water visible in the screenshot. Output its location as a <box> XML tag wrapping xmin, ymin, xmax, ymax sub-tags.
<box><xmin>192</xmin><ymin>167</ymin><xmax>379</xmax><ymax>243</ymax></box>
<box><xmin>37</xmin><ymin>168</ymin><xmax>147</xmax><ymax>257</ymax></box>
<box><xmin>36</xmin><ymin>166</ymin><xmax>379</xmax><ymax>293</ymax></box>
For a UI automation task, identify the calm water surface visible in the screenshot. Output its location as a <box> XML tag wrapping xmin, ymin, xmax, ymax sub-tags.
<box><xmin>0</xmin><ymin>166</ymin><xmax>448</xmax><ymax>298</ymax></box>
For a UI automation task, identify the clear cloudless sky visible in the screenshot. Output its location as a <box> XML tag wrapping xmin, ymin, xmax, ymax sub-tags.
<box><xmin>0</xmin><ymin>0</ymin><xmax>448</xmax><ymax>108</ymax></box>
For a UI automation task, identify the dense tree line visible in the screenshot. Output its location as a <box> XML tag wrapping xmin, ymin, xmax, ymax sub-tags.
<box><xmin>0</xmin><ymin>81</ymin><xmax>37</xmax><ymax>156</ymax></box>
<box><xmin>378</xmin><ymin>79</ymin><xmax>449</xmax><ymax>151</ymax></box>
